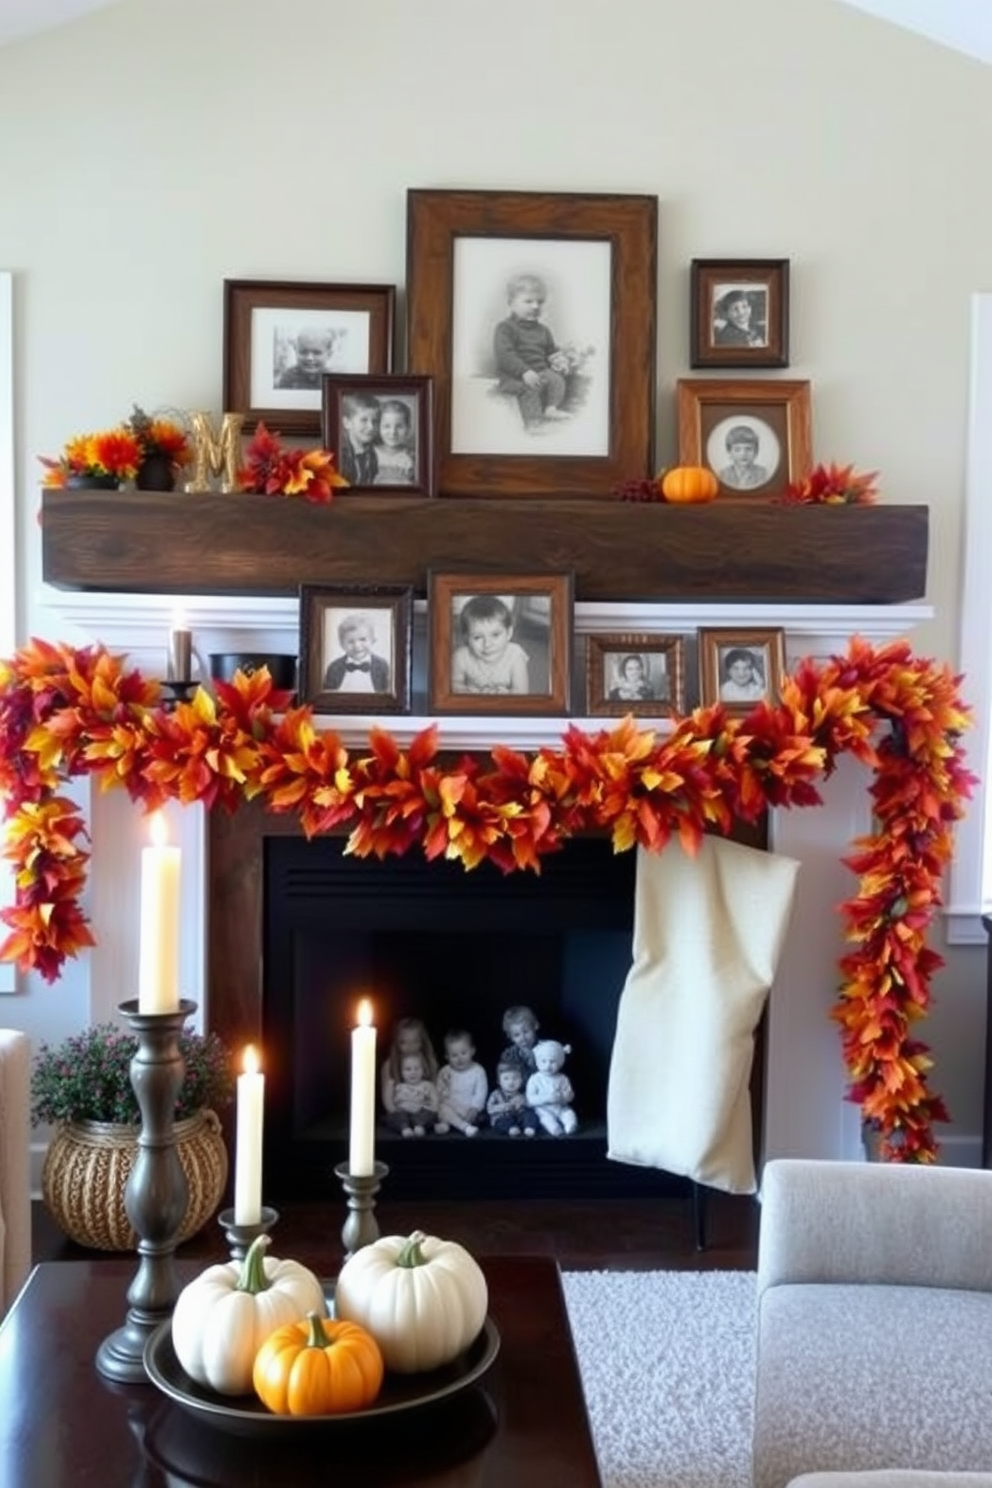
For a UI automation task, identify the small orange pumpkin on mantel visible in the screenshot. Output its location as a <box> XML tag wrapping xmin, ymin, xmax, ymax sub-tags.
<box><xmin>659</xmin><ymin>465</ymin><xmax>719</xmax><ymax>504</ymax></box>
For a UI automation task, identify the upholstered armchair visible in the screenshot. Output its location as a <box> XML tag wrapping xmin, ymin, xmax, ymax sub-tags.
<box><xmin>0</xmin><ymin>1029</ymin><xmax>31</xmax><ymax>1316</ymax></box>
<box><xmin>754</xmin><ymin>1158</ymin><xmax>992</xmax><ymax>1488</ymax></box>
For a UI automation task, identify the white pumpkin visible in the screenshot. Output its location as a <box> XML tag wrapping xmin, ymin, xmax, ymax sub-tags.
<box><xmin>171</xmin><ymin>1233</ymin><xmax>326</xmax><ymax>1396</ymax></box>
<box><xmin>334</xmin><ymin>1230</ymin><xmax>488</xmax><ymax>1374</ymax></box>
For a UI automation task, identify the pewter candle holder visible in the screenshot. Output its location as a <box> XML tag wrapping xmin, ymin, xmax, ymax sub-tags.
<box><xmin>334</xmin><ymin>1160</ymin><xmax>389</xmax><ymax>1260</ymax></box>
<box><xmin>217</xmin><ymin>1204</ymin><xmax>280</xmax><ymax>1262</ymax></box>
<box><xmin>96</xmin><ymin>997</ymin><xmax>196</xmax><ymax>1384</ymax></box>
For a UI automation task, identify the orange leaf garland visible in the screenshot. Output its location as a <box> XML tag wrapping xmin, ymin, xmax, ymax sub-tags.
<box><xmin>0</xmin><ymin>636</ymin><xmax>978</xmax><ymax>1160</ymax></box>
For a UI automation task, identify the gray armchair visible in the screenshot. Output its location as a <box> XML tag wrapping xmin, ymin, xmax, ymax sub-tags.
<box><xmin>753</xmin><ymin>1158</ymin><xmax>992</xmax><ymax>1488</ymax></box>
<box><xmin>0</xmin><ymin>1028</ymin><xmax>31</xmax><ymax>1316</ymax></box>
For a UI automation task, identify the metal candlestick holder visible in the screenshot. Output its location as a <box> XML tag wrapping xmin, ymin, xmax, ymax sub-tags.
<box><xmin>334</xmin><ymin>1160</ymin><xmax>389</xmax><ymax>1259</ymax></box>
<box><xmin>217</xmin><ymin>1204</ymin><xmax>280</xmax><ymax>1262</ymax></box>
<box><xmin>96</xmin><ymin>997</ymin><xmax>197</xmax><ymax>1384</ymax></box>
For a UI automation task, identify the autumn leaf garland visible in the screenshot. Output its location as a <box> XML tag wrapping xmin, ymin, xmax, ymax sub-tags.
<box><xmin>0</xmin><ymin>635</ymin><xmax>976</xmax><ymax>1161</ymax></box>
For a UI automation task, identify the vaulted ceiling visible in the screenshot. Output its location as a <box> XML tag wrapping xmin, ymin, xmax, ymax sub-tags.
<box><xmin>1</xmin><ymin>0</ymin><xmax>990</xmax><ymax>63</ymax></box>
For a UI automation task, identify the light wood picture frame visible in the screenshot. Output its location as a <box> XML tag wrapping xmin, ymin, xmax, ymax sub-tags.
<box><xmin>699</xmin><ymin>627</ymin><xmax>786</xmax><ymax>715</ymax></box>
<box><xmin>677</xmin><ymin>378</ymin><xmax>812</xmax><ymax>500</ymax></box>
<box><xmin>407</xmin><ymin>189</ymin><xmax>657</xmax><ymax>498</ymax></box>
<box><xmin>586</xmin><ymin>633</ymin><xmax>685</xmax><ymax>718</ymax></box>
<box><xmin>428</xmin><ymin>571</ymin><xmax>573</xmax><ymax>715</ymax></box>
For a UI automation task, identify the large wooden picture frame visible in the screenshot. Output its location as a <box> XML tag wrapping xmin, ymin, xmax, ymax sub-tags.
<box><xmin>677</xmin><ymin>378</ymin><xmax>812</xmax><ymax>500</ymax></box>
<box><xmin>298</xmin><ymin>583</ymin><xmax>413</xmax><ymax>715</ymax></box>
<box><xmin>407</xmin><ymin>190</ymin><xmax>657</xmax><ymax>499</ymax></box>
<box><xmin>690</xmin><ymin>258</ymin><xmax>790</xmax><ymax>369</ymax></box>
<box><xmin>428</xmin><ymin>571</ymin><xmax>573</xmax><ymax>715</ymax></box>
<box><xmin>223</xmin><ymin>279</ymin><xmax>395</xmax><ymax>438</ymax></box>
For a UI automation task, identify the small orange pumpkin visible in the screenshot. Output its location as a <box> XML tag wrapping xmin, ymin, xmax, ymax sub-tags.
<box><xmin>252</xmin><ymin>1311</ymin><xmax>384</xmax><ymax>1416</ymax></box>
<box><xmin>659</xmin><ymin>465</ymin><xmax>719</xmax><ymax>504</ymax></box>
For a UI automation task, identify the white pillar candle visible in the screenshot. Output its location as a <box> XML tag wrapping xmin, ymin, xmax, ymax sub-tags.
<box><xmin>348</xmin><ymin>999</ymin><xmax>377</xmax><ymax>1177</ymax></box>
<box><xmin>137</xmin><ymin>810</ymin><xmax>181</xmax><ymax>1014</ymax></box>
<box><xmin>234</xmin><ymin>1044</ymin><xmax>264</xmax><ymax>1225</ymax></box>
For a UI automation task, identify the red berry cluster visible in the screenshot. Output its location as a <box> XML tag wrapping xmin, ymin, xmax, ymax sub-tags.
<box><xmin>610</xmin><ymin>477</ymin><xmax>661</xmax><ymax>502</ymax></box>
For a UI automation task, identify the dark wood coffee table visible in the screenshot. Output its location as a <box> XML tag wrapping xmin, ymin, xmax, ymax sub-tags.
<box><xmin>0</xmin><ymin>1254</ymin><xmax>603</xmax><ymax>1487</ymax></box>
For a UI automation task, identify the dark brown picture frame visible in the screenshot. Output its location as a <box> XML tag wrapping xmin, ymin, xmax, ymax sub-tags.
<box><xmin>698</xmin><ymin>627</ymin><xmax>786</xmax><ymax>716</ymax></box>
<box><xmin>298</xmin><ymin>583</ymin><xmax>413</xmax><ymax>715</ymax></box>
<box><xmin>586</xmin><ymin>633</ymin><xmax>685</xmax><ymax>718</ymax></box>
<box><xmin>223</xmin><ymin>280</ymin><xmax>395</xmax><ymax>438</ymax></box>
<box><xmin>690</xmin><ymin>259</ymin><xmax>790</xmax><ymax>369</ymax></box>
<box><xmin>321</xmin><ymin>374</ymin><xmax>434</xmax><ymax>496</ymax></box>
<box><xmin>406</xmin><ymin>189</ymin><xmax>657</xmax><ymax>499</ymax></box>
<box><xmin>677</xmin><ymin>378</ymin><xmax>812</xmax><ymax>500</ymax></box>
<box><xmin>428</xmin><ymin>571</ymin><xmax>573</xmax><ymax>715</ymax></box>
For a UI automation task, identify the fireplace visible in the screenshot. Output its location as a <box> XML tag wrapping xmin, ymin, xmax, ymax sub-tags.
<box><xmin>208</xmin><ymin>800</ymin><xmax>766</xmax><ymax>1202</ymax></box>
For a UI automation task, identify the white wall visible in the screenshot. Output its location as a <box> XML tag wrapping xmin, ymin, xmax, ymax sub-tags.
<box><xmin>1</xmin><ymin>0</ymin><xmax>990</xmax><ymax>1151</ymax></box>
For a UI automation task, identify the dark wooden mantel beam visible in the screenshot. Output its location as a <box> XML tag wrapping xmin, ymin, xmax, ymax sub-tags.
<box><xmin>40</xmin><ymin>490</ymin><xmax>929</xmax><ymax>604</ymax></box>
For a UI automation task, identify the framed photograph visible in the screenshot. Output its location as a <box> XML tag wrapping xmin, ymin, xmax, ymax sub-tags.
<box><xmin>298</xmin><ymin>584</ymin><xmax>413</xmax><ymax>715</ymax></box>
<box><xmin>223</xmin><ymin>280</ymin><xmax>395</xmax><ymax>438</ymax></box>
<box><xmin>698</xmin><ymin>628</ymin><xmax>787</xmax><ymax>715</ymax></box>
<box><xmin>428</xmin><ymin>572</ymin><xmax>573</xmax><ymax>715</ymax></box>
<box><xmin>321</xmin><ymin>375</ymin><xmax>434</xmax><ymax>495</ymax></box>
<box><xmin>690</xmin><ymin>259</ymin><xmax>789</xmax><ymax>369</ymax></box>
<box><xmin>406</xmin><ymin>189</ymin><xmax>657</xmax><ymax>499</ymax></box>
<box><xmin>677</xmin><ymin>378</ymin><xmax>812</xmax><ymax>500</ymax></box>
<box><xmin>586</xmin><ymin>634</ymin><xmax>685</xmax><ymax>718</ymax></box>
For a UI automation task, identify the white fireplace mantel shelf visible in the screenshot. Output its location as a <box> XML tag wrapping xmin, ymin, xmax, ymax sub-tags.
<box><xmin>37</xmin><ymin>588</ymin><xmax>933</xmax><ymax>750</ymax></box>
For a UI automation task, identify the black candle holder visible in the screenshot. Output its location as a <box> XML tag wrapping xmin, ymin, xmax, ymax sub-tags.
<box><xmin>334</xmin><ymin>1160</ymin><xmax>389</xmax><ymax>1260</ymax></box>
<box><xmin>217</xmin><ymin>1204</ymin><xmax>280</xmax><ymax>1262</ymax></box>
<box><xmin>159</xmin><ymin>679</ymin><xmax>198</xmax><ymax>711</ymax></box>
<box><xmin>96</xmin><ymin>997</ymin><xmax>197</xmax><ymax>1384</ymax></box>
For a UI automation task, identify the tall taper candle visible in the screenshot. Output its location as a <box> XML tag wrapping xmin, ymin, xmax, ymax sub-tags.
<box><xmin>137</xmin><ymin>810</ymin><xmax>181</xmax><ymax>1015</ymax></box>
<box><xmin>348</xmin><ymin>1000</ymin><xmax>376</xmax><ymax>1177</ymax></box>
<box><xmin>169</xmin><ymin>613</ymin><xmax>193</xmax><ymax>683</ymax></box>
<box><xmin>234</xmin><ymin>1044</ymin><xmax>264</xmax><ymax>1226</ymax></box>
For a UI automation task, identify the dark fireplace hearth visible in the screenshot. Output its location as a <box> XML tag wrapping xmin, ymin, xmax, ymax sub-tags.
<box><xmin>208</xmin><ymin>802</ymin><xmax>765</xmax><ymax>1204</ymax></box>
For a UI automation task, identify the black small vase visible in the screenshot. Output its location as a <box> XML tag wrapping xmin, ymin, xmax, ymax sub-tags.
<box><xmin>65</xmin><ymin>473</ymin><xmax>119</xmax><ymax>490</ymax></box>
<box><xmin>135</xmin><ymin>455</ymin><xmax>176</xmax><ymax>492</ymax></box>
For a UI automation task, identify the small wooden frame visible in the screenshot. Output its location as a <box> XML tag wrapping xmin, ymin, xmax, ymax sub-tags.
<box><xmin>223</xmin><ymin>279</ymin><xmax>395</xmax><ymax>438</ymax></box>
<box><xmin>691</xmin><ymin>259</ymin><xmax>789</xmax><ymax>369</ymax></box>
<box><xmin>298</xmin><ymin>583</ymin><xmax>413</xmax><ymax>714</ymax></box>
<box><xmin>699</xmin><ymin>627</ymin><xmax>786</xmax><ymax>715</ymax></box>
<box><xmin>321</xmin><ymin>374</ymin><xmax>434</xmax><ymax>495</ymax></box>
<box><xmin>586</xmin><ymin>633</ymin><xmax>685</xmax><ymax>718</ymax></box>
<box><xmin>428</xmin><ymin>571</ymin><xmax>573</xmax><ymax>715</ymax></box>
<box><xmin>677</xmin><ymin>378</ymin><xmax>812</xmax><ymax>500</ymax></box>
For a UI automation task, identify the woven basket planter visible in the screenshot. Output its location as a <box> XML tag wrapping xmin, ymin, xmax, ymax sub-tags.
<box><xmin>41</xmin><ymin>1108</ymin><xmax>228</xmax><ymax>1251</ymax></box>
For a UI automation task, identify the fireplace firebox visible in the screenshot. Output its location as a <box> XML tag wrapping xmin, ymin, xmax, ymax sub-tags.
<box><xmin>207</xmin><ymin>801</ymin><xmax>765</xmax><ymax>1204</ymax></box>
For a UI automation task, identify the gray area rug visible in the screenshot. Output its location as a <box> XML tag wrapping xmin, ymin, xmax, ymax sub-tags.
<box><xmin>562</xmin><ymin>1269</ymin><xmax>757</xmax><ymax>1488</ymax></box>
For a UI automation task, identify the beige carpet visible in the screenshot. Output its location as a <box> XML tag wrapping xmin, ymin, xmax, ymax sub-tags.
<box><xmin>562</xmin><ymin>1269</ymin><xmax>757</xmax><ymax>1488</ymax></box>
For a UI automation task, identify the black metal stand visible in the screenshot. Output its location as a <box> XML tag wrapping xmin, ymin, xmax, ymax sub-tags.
<box><xmin>217</xmin><ymin>1204</ymin><xmax>280</xmax><ymax>1262</ymax></box>
<box><xmin>96</xmin><ymin>998</ymin><xmax>196</xmax><ymax>1383</ymax></box>
<box><xmin>334</xmin><ymin>1160</ymin><xmax>389</xmax><ymax>1259</ymax></box>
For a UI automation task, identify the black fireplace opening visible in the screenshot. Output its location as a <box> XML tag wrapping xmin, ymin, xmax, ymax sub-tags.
<box><xmin>262</xmin><ymin>834</ymin><xmax>691</xmax><ymax>1201</ymax></box>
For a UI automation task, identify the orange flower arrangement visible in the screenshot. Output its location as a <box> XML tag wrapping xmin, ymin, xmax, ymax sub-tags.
<box><xmin>40</xmin><ymin>428</ymin><xmax>144</xmax><ymax>487</ymax></box>
<box><xmin>238</xmin><ymin>421</ymin><xmax>347</xmax><ymax>503</ymax></box>
<box><xmin>0</xmin><ymin>637</ymin><xmax>975</xmax><ymax>1162</ymax></box>
<box><xmin>126</xmin><ymin>405</ymin><xmax>192</xmax><ymax>470</ymax></box>
<box><xmin>781</xmin><ymin>461</ymin><xmax>880</xmax><ymax>506</ymax></box>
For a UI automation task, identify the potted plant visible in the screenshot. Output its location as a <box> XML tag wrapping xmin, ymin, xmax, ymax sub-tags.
<box><xmin>32</xmin><ymin>1020</ymin><xmax>234</xmax><ymax>1251</ymax></box>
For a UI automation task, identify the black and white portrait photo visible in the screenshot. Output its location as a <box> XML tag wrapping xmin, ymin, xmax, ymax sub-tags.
<box><xmin>718</xmin><ymin>645</ymin><xmax>767</xmax><ymax>704</ymax></box>
<box><xmin>250</xmin><ymin>308</ymin><xmax>371</xmax><ymax>412</ymax></box>
<box><xmin>706</xmin><ymin>415</ymin><xmax>781</xmax><ymax>492</ymax></box>
<box><xmin>449</xmin><ymin>237</ymin><xmax>610</xmax><ymax>459</ymax></box>
<box><xmin>606</xmin><ymin>651</ymin><xmax>669</xmax><ymax>704</ymax></box>
<box><xmin>449</xmin><ymin>592</ymin><xmax>551</xmax><ymax>698</ymax></box>
<box><xmin>322</xmin><ymin>607</ymin><xmax>394</xmax><ymax>695</ymax></box>
<box><xmin>322</xmin><ymin>376</ymin><xmax>433</xmax><ymax>495</ymax></box>
<box><xmin>711</xmin><ymin>285</ymin><xmax>768</xmax><ymax>349</ymax></box>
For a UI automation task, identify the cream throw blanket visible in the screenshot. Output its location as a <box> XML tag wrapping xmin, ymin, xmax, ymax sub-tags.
<box><xmin>607</xmin><ymin>835</ymin><xmax>800</xmax><ymax>1194</ymax></box>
